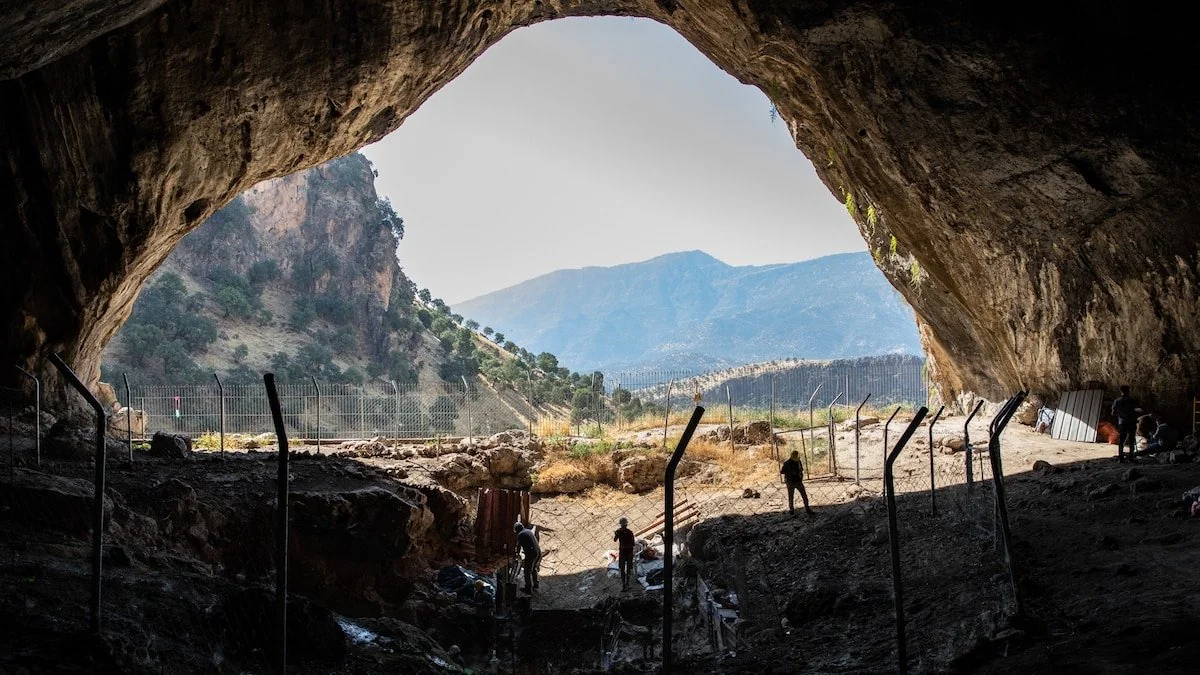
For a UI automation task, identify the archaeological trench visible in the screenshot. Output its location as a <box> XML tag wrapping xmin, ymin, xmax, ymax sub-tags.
<box><xmin>2</xmin><ymin>0</ymin><xmax>1200</xmax><ymax>672</ymax></box>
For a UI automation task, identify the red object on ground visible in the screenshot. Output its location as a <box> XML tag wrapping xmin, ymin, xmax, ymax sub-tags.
<box><xmin>1096</xmin><ymin>421</ymin><xmax>1119</xmax><ymax>444</ymax></box>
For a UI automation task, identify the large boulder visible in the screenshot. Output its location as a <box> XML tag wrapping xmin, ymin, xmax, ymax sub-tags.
<box><xmin>742</xmin><ymin>420</ymin><xmax>773</xmax><ymax>445</ymax></box>
<box><xmin>288</xmin><ymin>486</ymin><xmax>437</xmax><ymax>616</ymax></box>
<box><xmin>1013</xmin><ymin>396</ymin><xmax>1043</xmax><ymax>426</ymax></box>
<box><xmin>429</xmin><ymin>454</ymin><xmax>490</xmax><ymax>492</ymax></box>
<box><xmin>532</xmin><ymin>465</ymin><xmax>594</xmax><ymax>495</ymax></box>
<box><xmin>107</xmin><ymin>407</ymin><xmax>146</xmax><ymax>438</ymax></box>
<box><xmin>618</xmin><ymin>453</ymin><xmax>669</xmax><ymax>494</ymax></box>
<box><xmin>44</xmin><ymin>420</ymin><xmax>125</xmax><ymax>460</ymax></box>
<box><xmin>149</xmin><ymin>431</ymin><xmax>191</xmax><ymax>458</ymax></box>
<box><xmin>0</xmin><ymin>468</ymin><xmax>112</xmax><ymax>533</ymax></box>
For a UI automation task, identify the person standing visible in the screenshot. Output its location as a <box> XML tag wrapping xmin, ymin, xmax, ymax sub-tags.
<box><xmin>1112</xmin><ymin>385</ymin><xmax>1140</xmax><ymax>463</ymax></box>
<box><xmin>780</xmin><ymin>450</ymin><xmax>815</xmax><ymax>516</ymax></box>
<box><xmin>514</xmin><ymin>521</ymin><xmax>541</xmax><ymax>593</ymax></box>
<box><xmin>613</xmin><ymin>517</ymin><xmax>636</xmax><ymax>590</ymax></box>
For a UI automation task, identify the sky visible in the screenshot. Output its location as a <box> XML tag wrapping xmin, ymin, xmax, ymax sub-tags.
<box><xmin>362</xmin><ymin>17</ymin><xmax>863</xmax><ymax>305</ymax></box>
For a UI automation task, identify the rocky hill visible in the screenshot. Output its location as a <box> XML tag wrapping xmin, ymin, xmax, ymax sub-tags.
<box><xmin>100</xmin><ymin>155</ymin><xmax>596</xmax><ymax>431</ymax></box>
<box><xmin>102</xmin><ymin>153</ymin><xmax>433</xmax><ymax>387</ymax></box>
<box><xmin>455</xmin><ymin>250</ymin><xmax>922</xmax><ymax>373</ymax></box>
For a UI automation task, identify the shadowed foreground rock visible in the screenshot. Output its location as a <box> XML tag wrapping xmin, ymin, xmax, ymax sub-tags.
<box><xmin>2</xmin><ymin>1</ymin><xmax>1198</xmax><ymax>415</ymax></box>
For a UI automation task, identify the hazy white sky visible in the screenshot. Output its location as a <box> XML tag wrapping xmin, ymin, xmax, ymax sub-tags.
<box><xmin>363</xmin><ymin>17</ymin><xmax>863</xmax><ymax>304</ymax></box>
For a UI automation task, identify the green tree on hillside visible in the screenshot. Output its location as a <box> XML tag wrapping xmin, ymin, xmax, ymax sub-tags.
<box><xmin>215</xmin><ymin>286</ymin><xmax>253</xmax><ymax>318</ymax></box>
<box><xmin>493</xmin><ymin>332</ymin><xmax>505</xmax><ymax>344</ymax></box>
<box><xmin>465</xmin><ymin>319</ymin><xmax>479</xmax><ymax>331</ymax></box>
<box><xmin>419</xmin><ymin>288</ymin><xmax>432</xmax><ymax>303</ymax></box>
<box><xmin>482</xmin><ymin>326</ymin><xmax>493</xmax><ymax>337</ymax></box>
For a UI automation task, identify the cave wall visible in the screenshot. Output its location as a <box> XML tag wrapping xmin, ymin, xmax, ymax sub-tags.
<box><xmin>1</xmin><ymin>0</ymin><xmax>1198</xmax><ymax>416</ymax></box>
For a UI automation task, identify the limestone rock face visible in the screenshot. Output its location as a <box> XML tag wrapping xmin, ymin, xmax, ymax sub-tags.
<box><xmin>2</xmin><ymin>1</ymin><xmax>1199</xmax><ymax>418</ymax></box>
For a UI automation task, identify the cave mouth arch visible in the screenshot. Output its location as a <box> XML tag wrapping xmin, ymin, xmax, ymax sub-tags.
<box><xmin>2</xmin><ymin>0</ymin><xmax>1198</xmax><ymax>417</ymax></box>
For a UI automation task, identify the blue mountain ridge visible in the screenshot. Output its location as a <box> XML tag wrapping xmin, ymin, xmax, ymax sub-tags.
<box><xmin>454</xmin><ymin>250</ymin><xmax>921</xmax><ymax>372</ymax></box>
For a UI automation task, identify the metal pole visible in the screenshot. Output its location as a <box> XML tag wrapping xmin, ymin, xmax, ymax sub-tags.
<box><xmin>390</xmin><ymin>380</ymin><xmax>399</xmax><ymax>442</ymax></box>
<box><xmin>989</xmin><ymin>391</ymin><xmax>1028</xmax><ymax>620</ymax></box>
<box><xmin>963</xmin><ymin>400</ymin><xmax>984</xmax><ymax>494</ymax></box>
<box><xmin>726</xmin><ymin>386</ymin><xmax>734</xmax><ymax>455</ymax></box>
<box><xmin>662</xmin><ymin>380</ymin><xmax>674</xmax><ymax>451</ymax></box>
<box><xmin>122</xmin><ymin>373</ymin><xmax>133</xmax><ymax>462</ymax></box>
<box><xmin>663</xmin><ymin>406</ymin><xmax>705</xmax><ymax>673</ymax></box>
<box><xmin>48</xmin><ymin>353</ymin><xmax>107</xmax><ymax>634</ymax></box>
<box><xmin>358</xmin><ymin>384</ymin><xmax>365</xmax><ymax>440</ymax></box>
<box><xmin>884</xmin><ymin>406</ymin><xmax>930</xmax><ymax>675</ymax></box>
<box><xmin>311</xmin><ymin>376</ymin><xmax>321</xmax><ymax>454</ymax></box>
<box><xmin>807</xmin><ymin>382</ymin><xmax>824</xmax><ymax>457</ymax></box>
<box><xmin>927</xmin><ymin>406</ymin><xmax>944</xmax><ymax>516</ymax></box>
<box><xmin>595</xmin><ymin>374</ymin><xmax>602</xmax><ymax>437</ymax></box>
<box><xmin>854</xmin><ymin>393</ymin><xmax>871</xmax><ymax>486</ymax></box>
<box><xmin>263</xmin><ymin>373</ymin><xmax>290</xmax><ymax>674</ymax></box>
<box><xmin>770</xmin><ymin>377</ymin><xmax>777</xmax><ymax>461</ymax></box>
<box><xmin>213</xmin><ymin>373</ymin><xmax>225</xmax><ymax>456</ymax></box>
<box><xmin>827</xmin><ymin>392</ymin><xmax>844</xmax><ymax>475</ymax></box>
<box><xmin>883</xmin><ymin>406</ymin><xmax>901</xmax><ymax>492</ymax></box>
<box><xmin>528</xmin><ymin>373</ymin><xmax>534</xmax><ymax>437</ymax></box>
<box><xmin>461</xmin><ymin>375</ymin><xmax>473</xmax><ymax>445</ymax></box>
<box><xmin>14</xmin><ymin>365</ymin><xmax>40</xmax><ymax>467</ymax></box>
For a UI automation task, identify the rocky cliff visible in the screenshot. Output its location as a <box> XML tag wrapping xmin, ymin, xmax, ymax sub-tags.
<box><xmin>2</xmin><ymin>1</ymin><xmax>1199</xmax><ymax>418</ymax></box>
<box><xmin>102</xmin><ymin>153</ymin><xmax>426</xmax><ymax>385</ymax></box>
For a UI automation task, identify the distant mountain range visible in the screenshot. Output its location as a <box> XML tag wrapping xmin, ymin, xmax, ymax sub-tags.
<box><xmin>455</xmin><ymin>250</ymin><xmax>922</xmax><ymax>373</ymax></box>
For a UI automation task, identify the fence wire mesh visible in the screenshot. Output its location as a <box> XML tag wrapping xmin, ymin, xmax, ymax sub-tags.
<box><xmin>124</xmin><ymin>355</ymin><xmax>928</xmax><ymax>443</ymax></box>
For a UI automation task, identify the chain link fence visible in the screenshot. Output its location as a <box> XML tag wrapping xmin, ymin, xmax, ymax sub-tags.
<box><xmin>124</xmin><ymin>355</ymin><xmax>928</xmax><ymax>443</ymax></box>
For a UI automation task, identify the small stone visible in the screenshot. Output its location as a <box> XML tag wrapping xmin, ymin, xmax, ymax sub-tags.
<box><xmin>1088</xmin><ymin>483</ymin><xmax>1119</xmax><ymax>499</ymax></box>
<box><xmin>1121</xmin><ymin>467</ymin><xmax>1142</xmax><ymax>482</ymax></box>
<box><xmin>1114</xmin><ymin>563</ymin><xmax>1136</xmax><ymax>576</ymax></box>
<box><xmin>1097</xmin><ymin>535</ymin><xmax>1120</xmax><ymax>551</ymax></box>
<box><xmin>1032</xmin><ymin>460</ymin><xmax>1058</xmax><ymax>475</ymax></box>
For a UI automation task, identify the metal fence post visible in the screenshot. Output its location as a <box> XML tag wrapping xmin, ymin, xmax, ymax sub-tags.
<box><xmin>213</xmin><ymin>373</ymin><xmax>225</xmax><ymax>456</ymax></box>
<box><xmin>770</xmin><ymin>377</ymin><xmax>778</xmax><ymax>461</ymax></box>
<box><xmin>827</xmin><ymin>391</ymin><xmax>844</xmax><ymax>475</ymax></box>
<box><xmin>963</xmin><ymin>400</ymin><xmax>984</xmax><ymax>495</ymax></box>
<box><xmin>48</xmin><ymin>353</ymin><xmax>107</xmax><ymax>634</ymax></box>
<box><xmin>14</xmin><ymin>365</ymin><xmax>39</xmax><ymax>467</ymax></box>
<box><xmin>358</xmin><ymin>384</ymin><xmax>366</xmax><ymax>440</ymax></box>
<box><xmin>663</xmin><ymin>406</ymin><xmax>705</xmax><ymax>673</ymax></box>
<box><xmin>390</xmin><ymin>380</ymin><xmax>399</xmax><ymax>442</ymax></box>
<box><xmin>263</xmin><ymin>373</ymin><xmax>290</xmax><ymax>674</ymax></box>
<box><xmin>311</xmin><ymin>376</ymin><xmax>321</xmax><ymax>454</ymax></box>
<box><xmin>807</xmin><ymin>382</ymin><xmax>824</xmax><ymax>460</ymax></box>
<box><xmin>884</xmin><ymin>406</ymin><xmax>929</xmax><ymax>675</ymax></box>
<box><xmin>989</xmin><ymin>391</ymin><xmax>1029</xmax><ymax>620</ymax></box>
<box><xmin>882</xmin><ymin>406</ymin><xmax>901</xmax><ymax>493</ymax></box>
<box><xmin>927</xmin><ymin>406</ymin><xmax>944</xmax><ymax>516</ymax></box>
<box><xmin>854</xmin><ymin>393</ymin><xmax>871</xmax><ymax>486</ymax></box>
<box><xmin>662</xmin><ymin>380</ymin><xmax>674</xmax><ymax>451</ymax></box>
<box><xmin>122</xmin><ymin>373</ymin><xmax>133</xmax><ymax>462</ymax></box>
<box><xmin>461</xmin><ymin>375</ymin><xmax>473</xmax><ymax>445</ymax></box>
<box><xmin>726</xmin><ymin>386</ymin><xmax>734</xmax><ymax>455</ymax></box>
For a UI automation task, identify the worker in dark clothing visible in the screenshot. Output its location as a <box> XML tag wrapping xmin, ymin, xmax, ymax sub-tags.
<box><xmin>780</xmin><ymin>450</ymin><xmax>815</xmax><ymax>516</ymax></box>
<box><xmin>1134</xmin><ymin>416</ymin><xmax>1179</xmax><ymax>457</ymax></box>
<box><xmin>1112</xmin><ymin>385</ymin><xmax>1140</xmax><ymax>463</ymax></box>
<box><xmin>514</xmin><ymin>521</ymin><xmax>540</xmax><ymax>593</ymax></box>
<box><xmin>613</xmin><ymin>517</ymin><xmax>636</xmax><ymax>590</ymax></box>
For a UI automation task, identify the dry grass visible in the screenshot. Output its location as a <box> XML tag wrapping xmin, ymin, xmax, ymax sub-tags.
<box><xmin>672</xmin><ymin>436</ymin><xmax>781</xmax><ymax>485</ymax></box>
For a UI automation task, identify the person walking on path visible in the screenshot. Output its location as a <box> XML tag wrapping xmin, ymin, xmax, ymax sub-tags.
<box><xmin>781</xmin><ymin>450</ymin><xmax>815</xmax><ymax>516</ymax></box>
<box><xmin>514</xmin><ymin>521</ymin><xmax>541</xmax><ymax>593</ymax></box>
<box><xmin>613</xmin><ymin>517</ymin><xmax>636</xmax><ymax>590</ymax></box>
<box><xmin>1112</xmin><ymin>385</ymin><xmax>1140</xmax><ymax>463</ymax></box>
